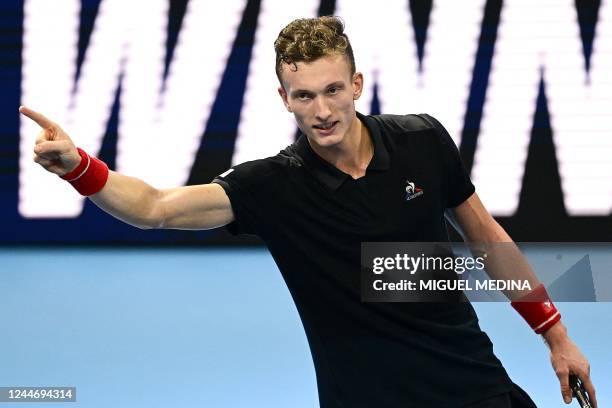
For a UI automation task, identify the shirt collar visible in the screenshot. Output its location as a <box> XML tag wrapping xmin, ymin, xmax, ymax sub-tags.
<box><xmin>294</xmin><ymin>111</ymin><xmax>390</xmax><ymax>190</ymax></box>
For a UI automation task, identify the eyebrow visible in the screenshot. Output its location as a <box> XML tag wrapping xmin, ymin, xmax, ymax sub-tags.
<box><xmin>290</xmin><ymin>81</ymin><xmax>345</xmax><ymax>97</ymax></box>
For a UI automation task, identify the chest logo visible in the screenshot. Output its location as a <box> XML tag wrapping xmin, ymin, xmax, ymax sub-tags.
<box><xmin>405</xmin><ymin>180</ymin><xmax>424</xmax><ymax>201</ymax></box>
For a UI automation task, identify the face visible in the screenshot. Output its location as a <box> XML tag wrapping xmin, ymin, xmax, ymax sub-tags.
<box><xmin>278</xmin><ymin>54</ymin><xmax>363</xmax><ymax>149</ymax></box>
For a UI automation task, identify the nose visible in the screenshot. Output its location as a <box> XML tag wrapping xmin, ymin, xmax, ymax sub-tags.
<box><xmin>313</xmin><ymin>96</ymin><xmax>332</xmax><ymax>122</ymax></box>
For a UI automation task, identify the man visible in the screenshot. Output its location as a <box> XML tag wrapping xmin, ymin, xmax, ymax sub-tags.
<box><xmin>21</xmin><ymin>16</ymin><xmax>595</xmax><ymax>408</ymax></box>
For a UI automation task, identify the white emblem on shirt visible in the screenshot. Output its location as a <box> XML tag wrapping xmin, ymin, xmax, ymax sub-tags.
<box><xmin>405</xmin><ymin>180</ymin><xmax>424</xmax><ymax>201</ymax></box>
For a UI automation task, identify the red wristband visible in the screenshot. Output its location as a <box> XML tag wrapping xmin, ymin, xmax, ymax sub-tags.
<box><xmin>511</xmin><ymin>283</ymin><xmax>561</xmax><ymax>334</ymax></box>
<box><xmin>61</xmin><ymin>147</ymin><xmax>109</xmax><ymax>196</ymax></box>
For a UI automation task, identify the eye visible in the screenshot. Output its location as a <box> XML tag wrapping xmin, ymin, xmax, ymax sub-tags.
<box><xmin>297</xmin><ymin>92</ymin><xmax>311</xmax><ymax>100</ymax></box>
<box><xmin>328</xmin><ymin>84</ymin><xmax>345</xmax><ymax>95</ymax></box>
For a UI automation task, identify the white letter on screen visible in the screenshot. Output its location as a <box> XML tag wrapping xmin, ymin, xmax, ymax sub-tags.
<box><xmin>335</xmin><ymin>0</ymin><xmax>485</xmax><ymax>144</ymax></box>
<box><xmin>20</xmin><ymin>0</ymin><xmax>81</xmax><ymax>217</ymax></box>
<box><xmin>20</xmin><ymin>0</ymin><xmax>245</xmax><ymax>217</ymax></box>
<box><xmin>473</xmin><ymin>0</ymin><xmax>612</xmax><ymax>215</ymax></box>
<box><xmin>118</xmin><ymin>0</ymin><xmax>245</xmax><ymax>187</ymax></box>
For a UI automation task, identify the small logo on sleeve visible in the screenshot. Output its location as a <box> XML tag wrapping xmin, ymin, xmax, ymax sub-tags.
<box><xmin>405</xmin><ymin>181</ymin><xmax>424</xmax><ymax>201</ymax></box>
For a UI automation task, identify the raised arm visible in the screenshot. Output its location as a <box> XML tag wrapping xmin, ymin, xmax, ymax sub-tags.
<box><xmin>20</xmin><ymin>106</ymin><xmax>234</xmax><ymax>230</ymax></box>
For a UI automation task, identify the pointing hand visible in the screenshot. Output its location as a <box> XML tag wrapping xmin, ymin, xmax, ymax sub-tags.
<box><xmin>20</xmin><ymin>106</ymin><xmax>81</xmax><ymax>176</ymax></box>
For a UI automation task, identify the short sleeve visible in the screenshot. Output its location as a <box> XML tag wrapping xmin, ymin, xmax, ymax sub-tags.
<box><xmin>418</xmin><ymin>114</ymin><xmax>475</xmax><ymax>208</ymax></box>
<box><xmin>212</xmin><ymin>159</ymin><xmax>278</xmax><ymax>236</ymax></box>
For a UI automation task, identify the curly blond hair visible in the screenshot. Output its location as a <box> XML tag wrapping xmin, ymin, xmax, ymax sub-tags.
<box><xmin>274</xmin><ymin>16</ymin><xmax>356</xmax><ymax>83</ymax></box>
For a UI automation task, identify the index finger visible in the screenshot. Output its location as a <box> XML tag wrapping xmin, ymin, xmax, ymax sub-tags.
<box><xmin>19</xmin><ymin>105</ymin><xmax>55</xmax><ymax>129</ymax></box>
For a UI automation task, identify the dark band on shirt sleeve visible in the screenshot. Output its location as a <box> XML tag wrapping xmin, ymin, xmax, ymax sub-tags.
<box><xmin>212</xmin><ymin>158</ymin><xmax>285</xmax><ymax>237</ymax></box>
<box><xmin>212</xmin><ymin>176</ymin><xmax>257</xmax><ymax>236</ymax></box>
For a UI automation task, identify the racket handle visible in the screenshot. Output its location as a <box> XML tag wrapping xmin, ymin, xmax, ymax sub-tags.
<box><xmin>569</xmin><ymin>374</ymin><xmax>593</xmax><ymax>408</ymax></box>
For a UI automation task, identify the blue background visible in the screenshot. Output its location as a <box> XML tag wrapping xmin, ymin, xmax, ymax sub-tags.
<box><xmin>1</xmin><ymin>248</ymin><xmax>610</xmax><ymax>407</ymax></box>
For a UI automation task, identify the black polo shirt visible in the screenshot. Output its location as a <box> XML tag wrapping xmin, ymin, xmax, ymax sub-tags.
<box><xmin>213</xmin><ymin>112</ymin><xmax>513</xmax><ymax>407</ymax></box>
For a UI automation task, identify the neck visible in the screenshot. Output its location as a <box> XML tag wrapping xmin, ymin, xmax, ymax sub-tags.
<box><xmin>309</xmin><ymin>114</ymin><xmax>373</xmax><ymax>179</ymax></box>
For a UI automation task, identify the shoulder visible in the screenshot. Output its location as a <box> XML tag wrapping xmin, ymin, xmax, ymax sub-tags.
<box><xmin>213</xmin><ymin>146</ymin><xmax>301</xmax><ymax>190</ymax></box>
<box><xmin>367</xmin><ymin>113</ymin><xmax>447</xmax><ymax>153</ymax></box>
<box><xmin>371</xmin><ymin>113</ymin><xmax>454</xmax><ymax>148</ymax></box>
<box><xmin>369</xmin><ymin>113</ymin><xmax>436</xmax><ymax>135</ymax></box>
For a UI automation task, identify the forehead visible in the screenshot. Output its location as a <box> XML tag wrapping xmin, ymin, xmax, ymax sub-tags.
<box><xmin>280</xmin><ymin>54</ymin><xmax>352</xmax><ymax>92</ymax></box>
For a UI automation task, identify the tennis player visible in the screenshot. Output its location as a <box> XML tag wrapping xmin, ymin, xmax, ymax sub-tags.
<box><xmin>21</xmin><ymin>16</ymin><xmax>596</xmax><ymax>408</ymax></box>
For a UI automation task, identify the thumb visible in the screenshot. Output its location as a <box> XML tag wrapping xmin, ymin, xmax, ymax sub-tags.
<box><xmin>34</xmin><ymin>140</ymin><xmax>72</xmax><ymax>157</ymax></box>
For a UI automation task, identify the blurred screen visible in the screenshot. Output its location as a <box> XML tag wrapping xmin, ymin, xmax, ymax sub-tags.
<box><xmin>1</xmin><ymin>0</ymin><xmax>610</xmax><ymax>243</ymax></box>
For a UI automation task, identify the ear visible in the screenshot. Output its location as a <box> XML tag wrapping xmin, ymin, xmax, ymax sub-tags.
<box><xmin>352</xmin><ymin>72</ymin><xmax>364</xmax><ymax>100</ymax></box>
<box><xmin>277</xmin><ymin>86</ymin><xmax>292</xmax><ymax>112</ymax></box>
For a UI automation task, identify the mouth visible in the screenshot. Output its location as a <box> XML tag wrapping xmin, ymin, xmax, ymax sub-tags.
<box><xmin>313</xmin><ymin>121</ymin><xmax>339</xmax><ymax>135</ymax></box>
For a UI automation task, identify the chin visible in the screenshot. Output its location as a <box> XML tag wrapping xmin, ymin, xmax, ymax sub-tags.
<box><xmin>309</xmin><ymin>133</ymin><xmax>344</xmax><ymax>148</ymax></box>
<box><xmin>307</xmin><ymin>124</ymin><xmax>347</xmax><ymax>147</ymax></box>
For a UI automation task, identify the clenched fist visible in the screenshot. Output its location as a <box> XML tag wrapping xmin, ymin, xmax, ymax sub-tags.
<box><xmin>20</xmin><ymin>106</ymin><xmax>81</xmax><ymax>176</ymax></box>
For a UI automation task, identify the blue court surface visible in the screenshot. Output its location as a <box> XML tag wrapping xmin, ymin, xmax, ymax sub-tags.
<box><xmin>1</xmin><ymin>248</ymin><xmax>609</xmax><ymax>407</ymax></box>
